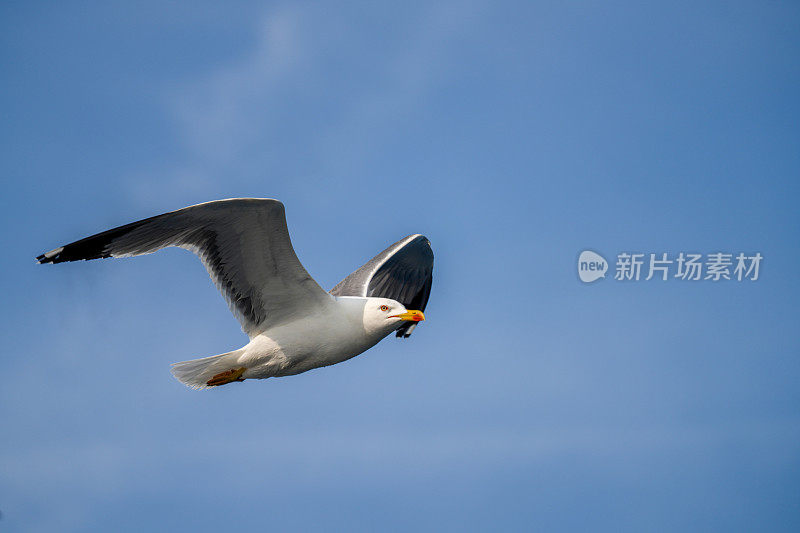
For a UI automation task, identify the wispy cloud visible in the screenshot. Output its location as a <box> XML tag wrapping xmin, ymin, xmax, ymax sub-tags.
<box><xmin>124</xmin><ymin>1</ymin><xmax>484</xmax><ymax>207</ymax></box>
<box><xmin>171</xmin><ymin>5</ymin><xmax>305</xmax><ymax>164</ymax></box>
<box><xmin>123</xmin><ymin>4</ymin><xmax>309</xmax><ymax>207</ymax></box>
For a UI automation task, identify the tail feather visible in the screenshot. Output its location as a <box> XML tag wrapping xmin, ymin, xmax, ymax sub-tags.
<box><xmin>171</xmin><ymin>349</ymin><xmax>245</xmax><ymax>390</ymax></box>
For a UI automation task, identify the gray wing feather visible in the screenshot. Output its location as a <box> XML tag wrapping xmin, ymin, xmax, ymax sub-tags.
<box><xmin>330</xmin><ymin>234</ymin><xmax>433</xmax><ymax>338</ymax></box>
<box><xmin>37</xmin><ymin>198</ymin><xmax>331</xmax><ymax>336</ymax></box>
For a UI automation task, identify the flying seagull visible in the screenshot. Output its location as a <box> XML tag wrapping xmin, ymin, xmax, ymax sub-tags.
<box><xmin>37</xmin><ymin>198</ymin><xmax>433</xmax><ymax>389</ymax></box>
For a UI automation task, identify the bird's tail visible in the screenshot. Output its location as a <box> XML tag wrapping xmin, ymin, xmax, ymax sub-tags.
<box><xmin>170</xmin><ymin>349</ymin><xmax>246</xmax><ymax>390</ymax></box>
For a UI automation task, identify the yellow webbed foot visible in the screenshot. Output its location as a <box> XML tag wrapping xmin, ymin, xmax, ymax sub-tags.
<box><xmin>207</xmin><ymin>367</ymin><xmax>246</xmax><ymax>387</ymax></box>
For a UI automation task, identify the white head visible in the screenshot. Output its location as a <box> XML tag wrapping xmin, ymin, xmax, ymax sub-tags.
<box><xmin>357</xmin><ymin>297</ymin><xmax>425</xmax><ymax>337</ymax></box>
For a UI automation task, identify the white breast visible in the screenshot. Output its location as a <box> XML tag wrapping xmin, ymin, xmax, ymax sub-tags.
<box><xmin>240</xmin><ymin>296</ymin><xmax>389</xmax><ymax>378</ymax></box>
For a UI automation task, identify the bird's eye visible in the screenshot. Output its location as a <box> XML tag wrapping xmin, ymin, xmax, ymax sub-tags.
<box><xmin>380</xmin><ymin>305</ymin><xmax>389</xmax><ymax>312</ymax></box>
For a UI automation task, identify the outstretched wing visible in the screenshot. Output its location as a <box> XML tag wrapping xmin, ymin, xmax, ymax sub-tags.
<box><xmin>37</xmin><ymin>198</ymin><xmax>332</xmax><ymax>336</ymax></box>
<box><xmin>330</xmin><ymin>234</ymin><xmax>433</xmax><ymax>338</ymax></box>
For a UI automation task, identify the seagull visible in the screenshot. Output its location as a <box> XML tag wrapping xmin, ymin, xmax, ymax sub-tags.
<box><xmin>37</xmin><ymin>198</ymin><xmax>433</xmax><ymax>389</ymax></box>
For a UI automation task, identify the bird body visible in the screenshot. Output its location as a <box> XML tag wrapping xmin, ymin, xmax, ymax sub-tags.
<box><xmin>173</xmin><ymin>296</ymin><xmax>415</xmax><ymax>389</ymax></box>
<box><xmin>37</xmin><ymin>198</ymin><xmax>433</xmax><ymax>389</ymax></box>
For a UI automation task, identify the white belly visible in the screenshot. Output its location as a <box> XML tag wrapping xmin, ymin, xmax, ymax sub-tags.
<box><xmin>238</xmin><ymin>306</ymin><xmax>386</xmax><ymax>379</ymax></box>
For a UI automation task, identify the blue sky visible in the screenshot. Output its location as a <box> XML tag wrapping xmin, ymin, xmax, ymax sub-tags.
<box><xmin>2</xmin><ymin>1</ymin><xmax>799</xmax><ymax>531</ymax></box>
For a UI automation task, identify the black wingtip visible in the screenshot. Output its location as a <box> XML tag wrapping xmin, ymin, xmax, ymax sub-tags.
<box><xmin>36</xmin><ymin>246</ymin><xmax>65</xmax><ymax>264</ymax></box>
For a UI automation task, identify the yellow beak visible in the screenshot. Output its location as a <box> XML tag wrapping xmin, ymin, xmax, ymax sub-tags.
<box><xmin>390</xmin><ymin>310</ymin><xmax>425</xmax><ymax>322</ymax></box>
